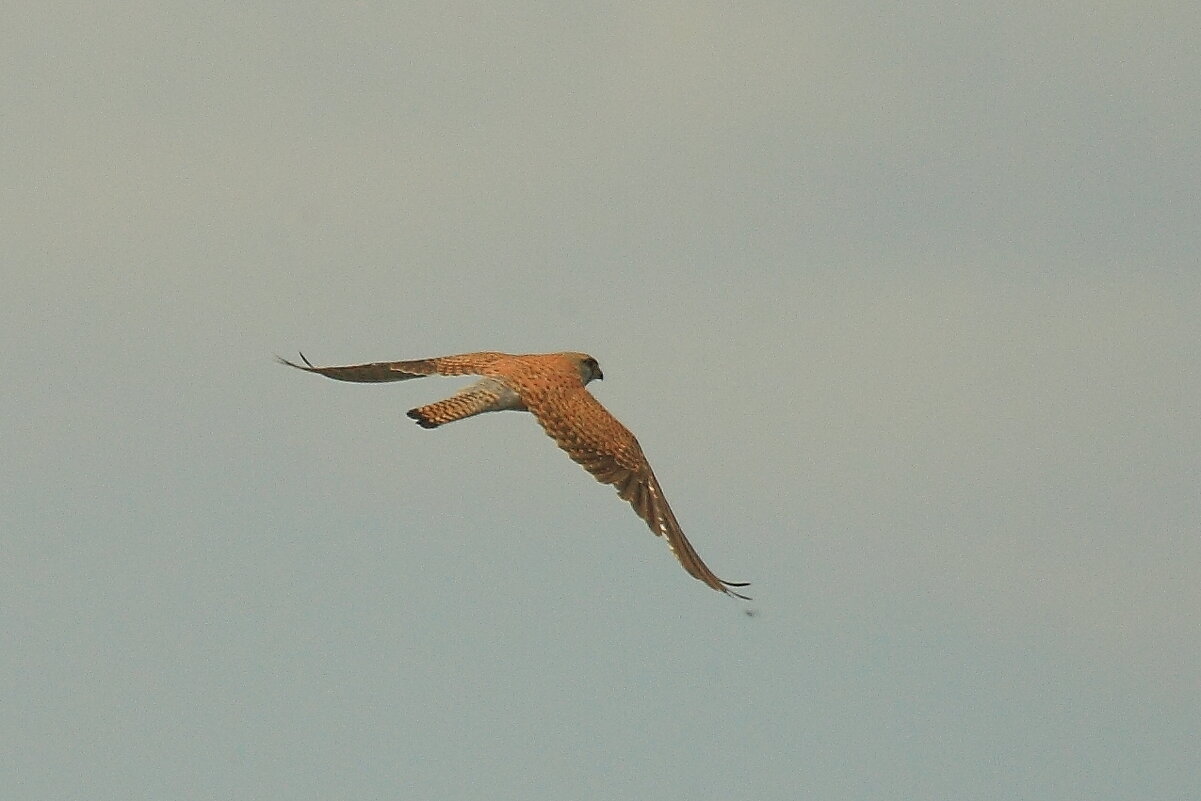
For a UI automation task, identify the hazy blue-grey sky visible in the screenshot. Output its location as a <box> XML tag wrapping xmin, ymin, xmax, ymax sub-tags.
<box><xmin>4</xmin><ymin>2</ymin><xmax>1199</xmax><ymax>799</ymax></box>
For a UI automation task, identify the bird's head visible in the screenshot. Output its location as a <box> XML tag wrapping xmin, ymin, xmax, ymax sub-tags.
<box><xmin>570</xmin><ymin>353</ymin><xmax>604</xmax><ymax>384</ymax></box>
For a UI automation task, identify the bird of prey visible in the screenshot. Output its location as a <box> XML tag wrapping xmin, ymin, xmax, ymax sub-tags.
<box><xmin>278</xmin><ymin>350</ymin><xmax>749</xmax><ymax>599</ymax></box>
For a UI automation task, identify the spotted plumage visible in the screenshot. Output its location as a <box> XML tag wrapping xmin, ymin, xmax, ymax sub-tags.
<box><xmin>278</xmin><ymin>350</ymin><xmax>749</xmax><ymax>599</ymax></box>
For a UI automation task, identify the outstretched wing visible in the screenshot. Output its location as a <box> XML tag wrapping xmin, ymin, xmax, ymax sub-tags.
<box><xmin>276</xmin><ymin>351</ymin><xmax>508</xmax><ymax>383</ymax></box>
<box><xmin>524</xmin><ymin>384</ymin><xmax>750</xmax><ymax>599</ymax></box>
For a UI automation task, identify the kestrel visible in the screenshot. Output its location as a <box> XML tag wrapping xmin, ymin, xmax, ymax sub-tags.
<box><xmin>278</xmin><ymin>350</ymin><xmax>749</xmax><ymax>599</ymax></box>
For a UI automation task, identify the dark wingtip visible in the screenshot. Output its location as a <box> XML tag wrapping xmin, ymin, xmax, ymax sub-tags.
<box><xmin>276</xmin><ymin>351</ymin><xmax>316</xmax><ymax>370</ymax></box>
<box><xmin>721</xmin><ymin>581</ymin><xmax>752</xmax><ymax>601</ymax></box>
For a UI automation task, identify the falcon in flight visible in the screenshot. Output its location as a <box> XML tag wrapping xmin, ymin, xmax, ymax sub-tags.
<box><xmin>278</xmin><ymin>350</ymin><xmax>749</xmax><ymax>599</ymax></box>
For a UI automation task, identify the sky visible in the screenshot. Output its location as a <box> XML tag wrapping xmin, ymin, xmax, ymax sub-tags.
<box><xmin>3</xmin><ymin>2</ymin><xmax>1199</xmax><ymax>799</ymax></box>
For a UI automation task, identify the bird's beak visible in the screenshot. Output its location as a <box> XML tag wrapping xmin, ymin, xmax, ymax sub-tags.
<box><xmin>596</xmin><ymin>369</ymin><xmax>604</xmax><ymax>380</ymax></box>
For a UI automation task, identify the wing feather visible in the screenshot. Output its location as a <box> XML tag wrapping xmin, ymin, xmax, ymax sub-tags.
<box><xmin>276</xmin><ymin>351</ymin><xmax>508</xmax><ymax>383</ymax></box>
<box><xmin>525</xmin><ymin>386</ymin><xmax>749</xmax><ymax>599</ymax></box>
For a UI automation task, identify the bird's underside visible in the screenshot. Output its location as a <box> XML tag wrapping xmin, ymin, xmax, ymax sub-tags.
<box><xmin>278</xmin><ymin>350</ymin><xmax>749</xmax><ymax>599</ymax></box>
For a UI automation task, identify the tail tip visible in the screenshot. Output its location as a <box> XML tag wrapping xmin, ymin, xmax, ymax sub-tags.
<box><xmin>406</xmin><ymin>409</ymin><xmax>439</xmax><ymax>429</ymax></box>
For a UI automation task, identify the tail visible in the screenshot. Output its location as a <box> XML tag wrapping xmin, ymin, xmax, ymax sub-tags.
<box><xmin>407</xmin><ymin>380</ymin><xmax>516</xmax><ymax>428</ymax></box>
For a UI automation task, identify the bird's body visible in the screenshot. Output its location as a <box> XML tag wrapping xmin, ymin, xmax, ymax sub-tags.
<box><xmin>278</xmin><ymin>350</ymin><xmax>748</xmax><ymax>599</ymax></box>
